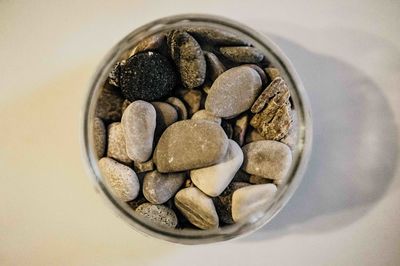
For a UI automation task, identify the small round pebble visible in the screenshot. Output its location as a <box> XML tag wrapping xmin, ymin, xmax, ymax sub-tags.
<box><xmin>120</xmin><ymin>51</ymin><xmax>177</xmax><ymax>101</ymax></box>
<box><xmin>166</xmin><ymin>97</ymin><xmax>188</xmax><ymax>120</ymax></box>
<box><xmin>143</xmin><ymin>170</ymin><xmax>185</xmax><ymax>204</ymax></box>
<box><xmin>93</xmin><ymin>117</ymin><xmax>106</xmax><ymax>158</ymax></box>
<box><xmin>136</xmin><ymin>203</ymin><xmax>178</xmax><ymax>228</ymax></box>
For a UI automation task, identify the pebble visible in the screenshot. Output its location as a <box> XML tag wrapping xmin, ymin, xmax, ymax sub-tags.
<box><xmin>231</xmin><ymin>184</ymin><xmax>277</xmax><ymax>222</ymax></box>
<box><xmin>168</xmin><ymin>30</ymin><xmax>206</xmax><ymax>88</ymax></box>
<box><xmin>205</xmin><ymin>66</ymin><xmax>262</xmax><ymax>118</ymax></box>
<box><xmin>154</xmin><ymin>120</ymin><xmax>229</xmax><ymax>172</ymax></box>
<box><xmin>265</xmin><ymin>67</ymin><xmax>281</xmax><ymax>80</ymax></box>
<box><xmin>174</xmin><ymin>187</ymin><xmax>219</xmax><ymax>229</ymax></box>
<box><xmin>185</xmin><ymin>26</ymin><xmax>250</xmax><ymax>46</ymax></box>
<box><xmin>191</xmin><ymin>140</ymin><xmax>243</xmax><ymax>197</ymax></box>
<box><xmin>121</xmin><ymin>101</ymin><xmax>156</xmax><ymax>162</ymax></box>
<box><xmin>151</xmin><ymin>102</ymin><xmax>178</xmax><ymax>137</ymax></box>
<box><xmin>245</xmin><ymin>129</ymin><xmax>265</xmax><ymax>144</ymax></box>
<box><xmin>233</xmin><ymin>114</ymin><xmax>249</xmax><ymax>146</ymax></box>
<box><xmin>93</xmin><ymin>117</ymin><xmax>106</xmax><ymax>158</ymax></box>
<box><xmin>213</xmin><ymin>182</ymin><xmax>250</xmax><ymax>224</ymax></box>
<box><xmin>143</xmin><ymin>170</ymin><xmax>185</xmax><ymax>204</ymax></box>
<box><xmin>251</xmin><ymin>77</ymin><xmax>288</xmax><ymax>113</ymax></box>
<box><xmin>221</xmin><ymin>120</ymin><xmax>234</xmax><ymax>139</ymax></box>
<box><xmin>204</xmin><ymin>51</ymin><xmax>225</xmax><ymax>81</ymax></box>
<box><xmin>107</xmin><ymin>122</ymin><xmax>132</xmax><ymax>164</ymax></box>
<box><xmin>191</xmin><ymin>109</ymin><xmax>221</xmax><ymax>124</ymax></box>
<box><xmin>166</xmin><ymin>97</ymin><xmax>188</xmax><ymax>120</ymax></box>
<box><xmin>243</xmin><ymin>64</ymin><xmax>267</xmax><ymax>85</ymax></box>
<box><xmin>95</xmin><ymin>83</ymin><xmax>125</xmax><ymax>122</ymax></box>
<box><xmin>249</xmin><ymin>175</ymin><xmax>273</xmax><ymax>185</ymax></box>
<box><xmin>130</xmin><ymin>32</ymin><xmax>167</xmax><ymax>56</ymax></box>
<box><xmin>98</xmin><ymin>157</ymin><xmax>139</xmax><ymax>201</ymax></box>
<box><xmin>133</xmin><ymin>160</ymin><xmax>154</xmax><ymax>173</ymax></box>
<box><xmin>220</xmin><ymin>47</ymin><xmax>264</xmax><ymax>63</ymax></box>
<box><xmin>136</xmin><ymin>203</ymin><xmax>178</xmax><ymax>228</ymax></box>
<box><xmin>120</xmin><ymin>51</ymin><xmax>177</xmax><ymax>101</ymax></box>
<box><xmin>177</xmin><ymin>89</ymin><xmax>202</xmax><ymax>116</ymax></box>
<box><xmin>242</xmin><ymin>140</ymin><xmax>292</xmax><ymax>181</ymax></box>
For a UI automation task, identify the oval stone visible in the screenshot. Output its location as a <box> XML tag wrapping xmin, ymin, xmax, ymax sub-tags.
<box><xmin>205</xmin><ymin>66</ymin><xmax>262</xmax><ymax>118</ymax></box>
<box><xmin>242</xmin><ymin>140</ymin><xmax>292</xmax><ymax>181</ymax></box>
<box><xmin>136</xmin><ymin>203</ymin><xmax>178</xmax><ymax>228</ymax></box>
<box><xmin>121</xmin><ymin>101</ymin><xmax>156</xmax><ymax>162</ymax></box>
<box><xmin>154</xmin><ymin>120</ymin><xmax>228</xmax><ymax>173</ymax></box>
<box><xmin>143</xmin><ymin>170</ymin><xmax>185</xmax><ymax>204</ymax></box>
<box><xmin>107</xmin><ymin>122</ymin><xmax>132</xmax><ymax>164</ymax></box>
<box><xmin>191</xmin><ymin>109</ymin><xmax>221</xmax><ymax>124</ymax></box>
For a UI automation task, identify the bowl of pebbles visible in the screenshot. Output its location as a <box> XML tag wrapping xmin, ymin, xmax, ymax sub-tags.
<box><xmin>83</xmin><ymin>14</ymin><xmax>312</xmax><ymax>244</ymax></box>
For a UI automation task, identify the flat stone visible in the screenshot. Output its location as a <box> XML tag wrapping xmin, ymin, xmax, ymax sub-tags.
<box><xmin>122</xmin><ymin>101</ymin><xmax>156</xmax><ymax>162</ymax></box>
<box><xmin>245</xmin><ymin>129</ymin><xmax>265</xmax><ymax>144</ymax></box>
<box><xmin>143</xmin><ymin>170</ymin><xmax>185</xmax><ymax>204</ymax></box>
<box><xmin>191</xmin><ymin>140</ymin><xmax>243</xmax><ymax>197</ymax></box>
<box><xmin>191</xmin><ymin>109</ymin><xmax>221</xmax><ymax>124</ymax></box>
<box><xmin>220</xmin><ymin>47</ymin><xmax>264</xmax><ymax>63</ymax></box>
<box><xmin>151</xmin><ymin>102</ymin><xmax>178</xmax><ymax>137</ymax></box>
<box><xmin>154</xmin><ymin>120</ymin><xmax>229</xmax><ymax>172</ymax></box>
<box><xmin>166</xmin><ymin>97</ymin><xmax>188</xmax><ymax>120</ymax></box>
<box><xmin>232</xmin><ymin>184</ymin><xmax>277</xmax><ymax>222</ymax></box>
<box><xmin>107</xmin><ymin>122</ymin><xmax>132</xmax><ymax>164</ymax></box>
<box><xmin>120</xmin><ymin>51</ymin><xmax>177</xmax><ymax>101</ymax></box>
<box><xmin>168</xmin><ymin>30</ymin><xmax>206</xmax><ymax>89</ymax></box>
<box><xmin>204</xmin><ymin>51</ymin><xmax>225</xmax><ymax>81</ymax></box>
<box><xmin>174</xmin><ymin>187</ymin><xmax>219</xmax><ymax>229</ymax></box>
<box><xmin>233</xmin><ymin>114</ymin><xmax>249</xmax><ymax>146</ymax></box>
<box><xmin>133</xmin><ymin>160</ymin><xmax>154</xmax><ymax>173</ymax></box>
<box><xmin>93</xmin><ymin>117</ymin><xmax>106</xmax><ymax>158</ymax></box>
<box><xmin>205</xmin><ymin>66</ymin><xmax>262</xmax><ymax>118</ymax></box>
<box><xmin>177</xmin><ymin>89</ymin><xmax>202</xmax><ymax>116</ymax></box>
<box><xmin>95</xmin><ymin>83</ymin><xmax>125</xmax><ymax>122</ymax></box>
<box><xmin>185</xmin><ymin>26</ymin><xmax>250</xmax><ymax>46</ymax></box>
<box><xmin>98</xmin><ymin>157</ymin><xmax>139</xmax><ymax>201</ymax></box>
<box><xmin>130</xmin><ymin>32</ymin><xmax>167</xmax><ymax>56</ymax></box>
<box><xmin>136</xmin><ymin>203</ymin><xmax>178</xmax><ymax>228</ymax></box>
<box><xmin>242</xmin><ymin>140</ymin><xmax>292</xmax><ymax>181</ymax></box>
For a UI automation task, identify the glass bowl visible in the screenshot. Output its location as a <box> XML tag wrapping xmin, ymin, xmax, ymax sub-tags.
<box><xmin>82</xmin><ymin>14</ymin><xmax>312</xmax><ymax>244</ymax></box>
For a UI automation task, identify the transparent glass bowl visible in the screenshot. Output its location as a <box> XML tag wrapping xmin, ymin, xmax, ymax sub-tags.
<box><xmin>82</xmin><ymin>14</ymin><xmax>312</xmax><ymax>244</ymax></box>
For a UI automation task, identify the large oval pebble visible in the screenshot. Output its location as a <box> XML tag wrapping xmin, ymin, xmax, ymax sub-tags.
<box><xmin>154</xmin><ymin>120</ymin><xmax>228</xmax><ymax>173</ymax></box>
<box><xmin>174</xmin><ymin>187</ymin><xmax>219</xmax><ymax>229</ymax></box>
<box><xmin>191</xmin><ymin>140</ymin><xmax>243</xmax><ymax>197</ymax></box>
<box><xmin>122</xmin><ymin>101</ymin><xmax>156</xmax><ymax>162</ymax></box>
<box><xmin>143</xmin><ymin>170</ymin><xmax>185</xmax><ymax>204</ymax></box>
<box><xmin>205</xmin><ymin>66</ymin><xmax>262</xmax><ymax>118</ymax></box>
<box><xmin>98</xmin><ymin>157</ymin><xmax>139</xmax><ymax>201</ymax></box>
<box><xmin>242</xmin><ymin>140</ymin><xmax>292</xmax><ymax>181</ymax></box>
<box><xmin>136</xmin><ymin>203</ymin><xmax>178</xmax><ymax>228</ymax></box>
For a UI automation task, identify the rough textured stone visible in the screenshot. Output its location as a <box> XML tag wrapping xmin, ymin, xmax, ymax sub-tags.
<box><xmin>185</xmin><ymin>26</ymin><xmax>250</xmax><ymax>46</ymax></box>
<box><xmin>121</xmin><ymin>101</ymin><xmax>156</xmax><ymax>162</ymax></box>
<box><xmin>191</xmin><ymin>140</ymin><xmax>243</xmax><ymax>197</ymax></box>
<box><xmin>168</xmin><ymin>30</ymin><xmax>206</xmax><ymax>88</ymax></box>
<box><xmin>151</xmin><ymin>102</ymin><xmax>178</xmax><ymax>137</ymax></box>
<box><xmin>130</xmin><ymin>32</ymin><xmax>167</xmax><ymax>56</ymax></box>
<box><xmin>191</xmin><ymin>109</ymin><xmax>221</xmax><ymax>124</ymax></box>
<box><xmin>220</xmin><ymin>47</ymin><xmax>264</xmax><ymax>63</ymax></box>
<box><xmin>204</xmin><ymin>51</ymin><xmax>225</xmax><ymax>81</ymax></box>
<box><xmin>231</xmin><ymin>184</ymin><xmax>277</xmax><ymax>222</ymax></box>
<box><xmin>174</xmin><ymin>187</ymin><xmax>219</xmax><ymax>229</ymax></box>
<box><xmin>166</xmin><ymin>97</ymin><xmax>188</xmax><ymax>120</ymax></box>
<box><xmin>242</xmin><ymin>140</ymin><xmax>292</xmax><ymax>181</ymax></box>
<box><xmin>98</xmin><ymin>157</ymin><xmax>139</xmax><ymax>201</ymax></box>
<box><xmin>136</xmin><ymin>203</ymin><xmax>178</xmax><ymax>228</ymax></box>
<box><xmin>177</xmin><ymin>89</ymin><xmax>202</xmax><ymax>116</ymax></box>
<box><xmin>95</xmin><ymin>84</ymin><xmax>125</xmax><ymax>122</ymax></box>
<box><xmin>233</xmin><ymin>114</ymin><xmax>249</xmax><ymax>146</ymax></box>
<box><xmin>143</xmin><ymin>170</ymin><xmax>185</xmax><ymax>204</ymax></box>
<box><xmin>281</xmin><ymin>110</ymin><xmax>298</xmax><ymax>150</ymax></box>
<box><xmin>107</xmin><ymin>122</ymin><xmax>132</xmax><ymax>164</ymax></box>
<box><xmin>93</xmin><ymin>117</ymin><xmax>106</xmax><ymax>158</ymax></box>
<box><xmin>205</xmin><ymin>66</ymin><xmax>262</xmax><ymax>118</ymax></box>
<box><xmin>120</xmin><ymin>51</ymin><xmax>177</xmax><ymax>101</ymax></box>
<box><xmin>251</xmin><ymin>77</ymin><xmax>289</xmax><ymax>114</ymax></box>
<box><xmin>133</xmin><ymin>160</ymin><xmax>154</xmax><ymax>173</ymax></box>
<box><xmin>154</xmin><ymin>120</ymin><xmax>229</xmax><ymax>172</ymax></box>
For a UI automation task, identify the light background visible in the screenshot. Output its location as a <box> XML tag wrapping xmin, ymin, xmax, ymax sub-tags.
<box><xmin>1</xmin><ymin>0</ymin><xmax>400</xmax><ymax>265</ymax></box>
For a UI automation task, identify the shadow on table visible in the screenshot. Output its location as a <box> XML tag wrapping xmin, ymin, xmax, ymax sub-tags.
<box><xmin>243</xmin><ymin>32</ymin><xmax>399</xmax><ymax>241</ymax></box>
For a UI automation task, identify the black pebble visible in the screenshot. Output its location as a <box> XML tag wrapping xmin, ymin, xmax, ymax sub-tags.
<box><xmin>120</xmin><ymin>51</ymin><xmax>177</xmax><ymax>101</ymax></box>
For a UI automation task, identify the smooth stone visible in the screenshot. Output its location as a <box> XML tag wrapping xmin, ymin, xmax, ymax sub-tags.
<box><xmin>191</xmin><ymin>109</ymin><xmax>221</xmax><ymax>124</ymax></box>
<box><xmin>168</xmin><ymin>30</ymin><xmax>206</xmax><ymax>89</ymax></box>
<box><xmin>265</xmin><ymin>67</ymin><xmax>281</xmax><ymax>80</ymax></box>
<box><xmin>249</xmin><ymin>175</ymin><xmax>273</xmax><ymax>185</ymax></box>
<box><xmin>143</xmin><ymin>170</ymin><xmax>185</xmax><ymax>204</ymax></box>
<box><xmin>136</xmin><ymin>203</ymin><xmax>178</xmax><ymax>228</ymax></box>
<box><xmin>242</xmin><ymin>140</ymin><xmax>292</xmax><ymax>181</ymax></box>
<box><xmin>122</xmin><ymin>101</ymin><xmax>156</xmax><ymax>162</ymax></box>
<box><xmin>154</xmin><ymin>120</ymin><xmax>229</xmax><ymax>173</ymax></box>
<box><xmin>191</xmin><ymin>140</ymin><xmax>243</xmax><ymax>197</ymax></box>
<box><xmin>204</xmin><ymin>51</ymin><xmax>225</xmax><ymax>81</ymax></box>
<box><xmin>95</xmin><ymin>83</ymin><xmax>125</xmax><ymax>122</ymax></box>
<box><xmin>151</xmin><ymin>102</ymin><xmax>178</xmax><ymax>136</ymax></box>
<box><xmin>213</xmin><ymin>182</ymin><xmax>250</xmax><ymax>224</ymax></box>
<box><xmin>133</xmin><ymin>160</ymin><xmax>154</xmax><ymax>173</ymax></box>
<box><xmin>107</xmin><ymin>122</ymin><xmax>132</xmax><ymax>164</ymax></box>
<box><xmin>243</xmin><ymin>64</ymin><xmax>267</xmax><ymax>85</ymax></box>
<box><xmin>174</xmin><ymin>187</ymin><xmax>219</xmax><ymax>229</ymax></box>
<box><xmin>231</xmin><ymin>184</ymin><xmax>277</xmax><ymax>222</ymax></box>
<box><xmin>221</xmin><ymin>120</ymin><xmax>233</xmax><ymax>139</ymax></box>
<box><xmin>98</xmin><ymin>157</ymin><xmax>139</xmax><ymax>201</ymax></box>
<box><xmin>178</xmin><ymin>89</ymin><xmax>202</xmax><ymax>116</ymax></box>
<box><xmin>220</xmin><ymin>47</ymin><xmax>264</xmax><ymax>63</ymax></box>
<box><xmin>245</xmin><ymin>129</ymin><xmax>265</xmax><ymax>144</ymax></box>
<box><xmin>205</xmin><ymin>66</ymin><xmax>262</xmax><ymax>118</ymax></box>
<box><xmin>233</xmin><ymin>114</ymin><xmax>249</xmax><ymax>146</ymax></box>
<box><xmin>166</xmin><ymin>97</ymin><xmax>188</xmax><ymax>120</ymax></box>
<box><xmin>130</xmin><ymin>32</ymin><xmax>167</xmax><ymax>56</ymax></box>
<box><xmin>93</xmin><ymin>117</ymin><xmax>106</xmax><ymax>158</ymax></box>
<box><xmin>185</xmin><ymin>26</ymin><xmax>250</xmax><ymax>46</ymax></box>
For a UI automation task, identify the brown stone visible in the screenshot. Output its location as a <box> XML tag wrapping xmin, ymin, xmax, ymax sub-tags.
<box><xmin>220</xmin><ymin>47</ymin><xmax>264</xmax><ymax>63</ymax></box>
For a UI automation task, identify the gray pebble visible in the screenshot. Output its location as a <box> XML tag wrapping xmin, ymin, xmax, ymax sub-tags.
<box><xmin>130</xmin><ymin>32</ymin><xmax>167</xmax><ymax>56</ymax></box>
<box><xmin>177</xmin><ymin>89</ymin><xmax>202</xmax><ymax>116</ymax></box>
<box><xmin>107</xmin><ymin>122</ymin><xmax>132</xmax><ymax>164</ymax></box>
<box><xmin>204</xmin><ymin>51</ymin><xmax>225</xmax><ymax>81</ymax></box>
<box><xmin>151</xmin><ymin>102</ymin><xmax>178</xmax><ymax>137</ymax></box>
<box><xmin>166</xmin><ymin>97</ymin><xmax>188</xmax><ymax>120</ymax></box>
<box><xmin>191</xmin><ymin>109</ymin><xmax>221</xmax><ymax>124</ymax></box>
<box><xmin>220</xmin><ymin>47</ymin><xmax>264</xmax><ymax>64</ymax></box>
<box><xmin>95</xmin><ymin>84</ymin><xmax>125</xmax><ymax>122</ymax></box>
<box><xmin>143</xmin><ymin>170</ymin><xmax>185</xmax><ymax>204</ymax></box>
<box><xmin>93</xmin><ymin>117</ymin><xmax>106</xmax><ymax>158</ymax></box>
<box><xmin>185</xmin><ymin>26</ymin><xmax>250</xmax><ymax>46</ymax></box>
<box><xmin>136</xmin><ymin>203</ymin><xmax>178</xmax><ymax>228</ymax></box>
<box><xmin>175</xmin><ymin>187</ymin><xmax>219</xmax><ymax>229</ymax></box>
<box><xmin>243</xmin><ymin>64</ymin><xmax>267</xmax><ymax>85</ymax></box>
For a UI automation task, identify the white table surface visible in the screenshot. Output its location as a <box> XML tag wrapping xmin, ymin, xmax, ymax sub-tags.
<box><xmin>1</xmin><ymin>1</ymin><xmax>399</xmax><ymax>265</ymax></box>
